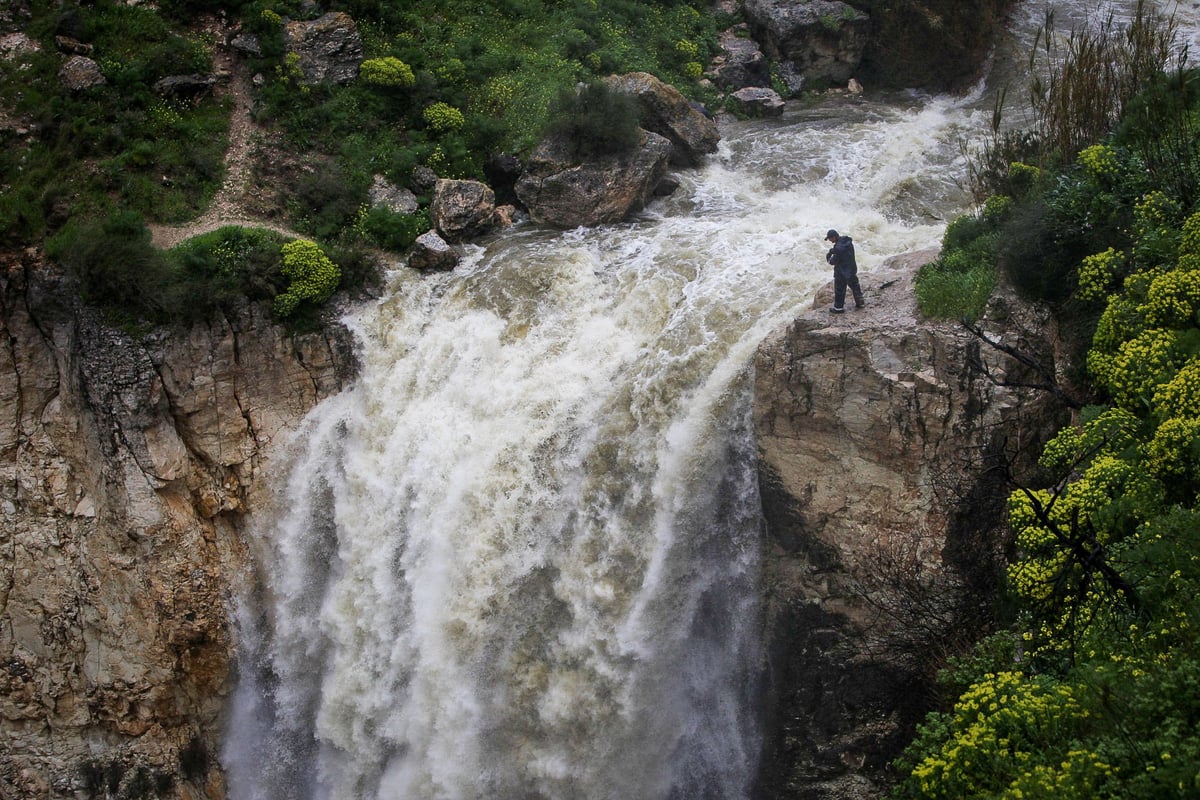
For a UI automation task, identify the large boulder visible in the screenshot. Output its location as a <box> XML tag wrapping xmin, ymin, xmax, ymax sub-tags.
<box><xmin>515</xmin><ymin>129</ymin><xmax>673</xmax><ymax>229</ymax></box>
<box><xmin>744</xmin><ymin>0</ymin><xmax>869</xmax><ymax>87</ymax></box>
<box><xmin>605</xmin><ymin>72</ymin><xmax>720</xmax><ymax>167</ymax></box>
<box><xmin>753</xmin><ymin>252</ymin><xmax>1067</xmax><ymax>797</ymax></box>
<box><xmin>407</xmin><ymin>230</ymin><xmax>460</xmax><ymax>272</ymax></box>
<box><xmin>730</xmin><ymin>86</ymin><xmax>785</xmax><ymax>117</ymax></box>
<box><xmin>430</xmin><ymin>179</ymin><xmax>498</xmax><ymax>242</ymax></box>
<box><xmin>282</xmin><ymin>11</ymin><xmax>363</xmax><ymax>85</ymax></box>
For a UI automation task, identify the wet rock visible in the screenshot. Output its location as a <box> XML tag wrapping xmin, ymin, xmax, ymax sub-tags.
<box><xmin>712</xmin><ymin>27</ymin><xmax>771</xmax><ymax>90</ymax></box>
<box><xmin>57</xmin><ymin>55</ymin><xmax>105</xmax><ymax>91</ymax></box>
<box><xmin>606</xmin><ymin>72</ymin><xmax>720</xmax><ymax>167</ymax></box>
<box><xmin>430</xmin><ymin>179</ymin><xmax>498</xmax><ymax>242</ymax></box>
<box><xmin>407</xmin><ymin>230</ymin><xmax>460</xmax><ymax>271</ymax></box>
<box><xmin>283</xmin><ymin>11</ymin><xmax>364</xmax><ymax>85</ymax></box>
<box><xmin>730</xmin><ymin>86</ymin><xmax>785</xmax><ymax>117</ymax></box>
<box><xmin>745</xmin><ymin>0</ymin><xmax>870</xmax><ymax>87</ymax></box>
<box><xmin>654</xmin><ymin>174</ymin><xmax>681</xmax><ymax>197</ymax></box>
<box><xmin>515</xmin><ymin>129</ymin><xmax>672</xmax><ymax>229</ymax></box>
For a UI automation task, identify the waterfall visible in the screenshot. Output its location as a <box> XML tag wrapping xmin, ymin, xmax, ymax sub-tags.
<box><xmin>224</xmin><ymin>3</ymin><xmax>1200</xmax><ymax>797</ymax></box>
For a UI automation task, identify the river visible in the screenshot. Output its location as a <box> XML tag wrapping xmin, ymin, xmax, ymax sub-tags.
<box><xmin>223</xmin><ymin>3</ymin><xmax>1197</xmax><ymax>799</ymax></box>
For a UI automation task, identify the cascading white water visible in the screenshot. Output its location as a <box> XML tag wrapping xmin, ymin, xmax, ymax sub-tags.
<box><xmin>224</xmin><ymin>3</ymin><xmax>1200</xmax><ymax>798</ymax></box>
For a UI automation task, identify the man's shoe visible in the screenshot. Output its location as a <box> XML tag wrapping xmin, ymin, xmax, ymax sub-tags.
<box><xmin>829</xmin><ymin>306</ymin><xmax>845</xmax><ymax>314</ymax></box>
<box><xmin>855</xmin><ymin>301</ymin><xmax>866</xmax><ymax>309</ymax></box>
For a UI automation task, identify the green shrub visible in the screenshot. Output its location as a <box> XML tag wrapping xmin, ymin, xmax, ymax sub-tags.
<box><xmin>422</xmin><ymin>101</ymin><xmax>465</xmax><ymax>132</ymax></box>
<box><xmin>914</xmin><ymin>261</ymin><xmax>996</xmax><ymax>322</ymax></box>
<box><xmin>273</xmin><ymin>239</ymin><xmax>341</xmax><ymax>318</ymax></box>
<box><xmin>354</xmin><ymin>206</ymin><xmax>430</xmax><ymax>252</ymax></box>
<box><xmin>167</xmin><ymin>226</ymin><xmax>287</xmax><ymax>318</ymax></box>
<box><xmin>359</xmin><ymin>56</ymin><xmax>416</xmax><ymax>88</ymax></box>
<box><xmin>51</xmin><ymin>211</ymin><xmax>174</xmax><ymax>318</ymax></box>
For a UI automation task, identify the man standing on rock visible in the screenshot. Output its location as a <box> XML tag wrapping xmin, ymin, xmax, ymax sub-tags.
<box><xmin>825</xmin><ymin>229</ymin><xmax>865</xmax><ymax>313</ymax></box>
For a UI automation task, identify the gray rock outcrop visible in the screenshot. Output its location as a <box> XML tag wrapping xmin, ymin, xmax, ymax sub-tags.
<box><xmin>57</xmin><ymin>55</ymin><xmax>105</xmax><ymax>91</ymax></box>
<box><xmin>515</xmin><ymin>129</ymin><xmax>673</xmax><ymax>229</ymax></box>
<box><xmin>605</xmin><ymin>72</ymin><xmax>720</xmax><ymax>166</ymax></box>
<box><xmin>369</xmin><ymin>175</ymin><xmax>419</xmax><ymax>216</ymax></box>
<box><xmin>711</xmin><ymin>28</ymin><xmax>771</xmax><ymax>90</ymax></box>
<box><xmin>282</xmin><ymin>11</ymin><xmax>363</xmax><ymax>85</ymax></box>
<box><xmin>753</xmin><ymin>252</ymin><xmax>1066</xmax><ymax>797</ymax></box>
<box><xmin>744</xmin><ymin>0</ymin><xmax>869</xmax><ymax>87</ymax></box>
<box><xmin>153</xmin><ymin>73</ymin><xmax>218</xmax><ymax>98</ymax></box>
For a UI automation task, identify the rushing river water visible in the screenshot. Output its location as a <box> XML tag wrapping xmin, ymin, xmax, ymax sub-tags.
<box><xmin>224</xmin><ymin>3</ymin><xmax>1199</xmax><ymax>799</ymax></box>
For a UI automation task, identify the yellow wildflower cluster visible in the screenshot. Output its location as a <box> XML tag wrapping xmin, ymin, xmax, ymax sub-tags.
<box><xmin>359</xmin><ymin>56</ymin><xmax>416</xmax><ymax>89</ymax></box>
<box><xmin>1076</xmin><ymin>248</ymin><xmax>1124</xmax><ymax>301</ymax></box>
<box><xmin>1078</xmin><ymin>144</ymin><xmax>1121</xmax><ymax>183</ymax></box>
<box><xmin>1176</xmin><ymin>212</ymin><xmax>1200</xmax><ymax>273</ymax></box>
<box><xmin>673</xmin><ymin>38</ymin><xmax>699</xmax><ymax>59</ymax></box>
<box><xmin>274</xmin><ymin>239</ymin><xmax>341</xmax><ymax>318</ymax></box>
<box><xmin>1152</xmin><ymin>360</ymin><xmax>1200</xmax><ymax>418</ymax></box>
<box><xmin>1143</xmin><ymin>416</ymin><xmax>1200</xmax><ymax>482</ymax></box>
<box><xmin>423</xmin><ymin>101</ymin><xmax>465</xmax><ymax>132</ymax></box>
<box><xmin>910</xmin><ymin>672</ymin><xmax>1090</xmax><ymax>799</ymax></box>
<box><xmin>983</xmin><ymin>194</ymin><xmax>1014</xmax><ymax>221</ymax></box>
<box><xmin>472</xmin><ymin>75</ymin><xmax>517</xmax><ymax>116</ymax></box>
<box><xmin>1143</xmin><ymin>269</ymin><xmax>1200</xmax><ymax>327</ymax></box>
<box><xmin>1001</xmin><ymin>749</ymin><xmax>1117</xmax><ymax>799</ymax></box>
<box><xmin>1134</xmin><ymin>190</ymin><xmax>1182</xmax><ymax>240</ymax></box>
<box><xmin>1101</xmin><ymin>329</ymin><xmax>1182</xmax><ymax>409</ymax></box>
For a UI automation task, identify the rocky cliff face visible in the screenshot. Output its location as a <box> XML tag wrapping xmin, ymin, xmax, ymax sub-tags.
<box><xmin>0</xmin><ymin>250</ymin><xmax>355</xmax><ymax>799</ymax></box>
<box><xmin>753</xmin><ymin>252</ymin><xmax>1068</xmax><ymax>798</ymax></box>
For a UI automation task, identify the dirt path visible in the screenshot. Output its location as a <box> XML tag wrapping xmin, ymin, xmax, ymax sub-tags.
<box><xmin>148</xmin><ymin>24</ymin><xmax>303</xmax><ymax>249</ymax></box>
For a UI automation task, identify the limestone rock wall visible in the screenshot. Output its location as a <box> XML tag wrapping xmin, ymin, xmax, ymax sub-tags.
<box><xmin>753</xmin><ymin>252</ymin><xmax>1068</xmax><ymax>798</ymax></box>
<box><xmin>0</xmin><ymin>251</ymin><xmax>355</xmax><ymax>799</ymax></box>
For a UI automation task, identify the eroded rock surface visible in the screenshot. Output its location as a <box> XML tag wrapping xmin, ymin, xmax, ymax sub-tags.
<box><xmin>0</xmin><ymin>251</ymin><xmax>355</xmax><ymax>799</ymax></box>
<box><xmin>753</xmin><ymin>251</ymin><xmax>1068</xmax><ymax>798</ymax></box>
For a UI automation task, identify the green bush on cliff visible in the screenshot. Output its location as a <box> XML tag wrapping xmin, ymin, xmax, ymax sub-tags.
<box><xmin>50</xmin><ymin>211</ymin><xmax>174</xmax><ymax>318</ymax></box>
<box><xmin>169</xmin><ymin>226</ymin><xmax>289</xmax><ymax>317</ymax></box>
<box><xmin>898</xmin><ymin>35</ymin><xmax>1200</xmax><ymax>800</ymax></box>
<box><xmin>896</xmin><ymin>201</ymin><xmax>1200</xmax><ymax>800</ymax></box>
<box><xmin>273</xmin><ymin>238</ymin><xmax>341</xmax><ymax>318</ymax></box>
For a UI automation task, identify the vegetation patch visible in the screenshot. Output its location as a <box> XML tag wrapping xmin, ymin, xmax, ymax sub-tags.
<box><xmin>899</xmin><ymin>5</ymin><xmax>1200</xmax><ymax>799</ymax></box>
